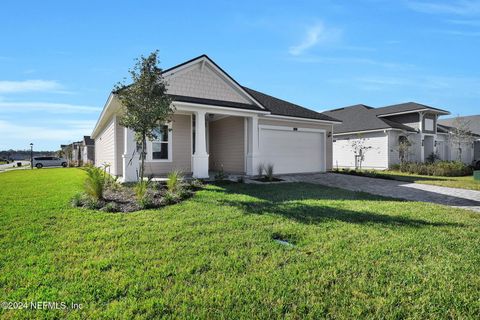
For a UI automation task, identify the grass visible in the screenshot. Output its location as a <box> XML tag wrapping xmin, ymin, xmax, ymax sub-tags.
<box><xmin>345</xmin><ymin>170</ymin><xmax>480</xmax><ymax>191</ymax></box>
<box><xmin>1</xmin><ymin>169</ymin><xmax>480</xmax><ymax>318</ymax></box>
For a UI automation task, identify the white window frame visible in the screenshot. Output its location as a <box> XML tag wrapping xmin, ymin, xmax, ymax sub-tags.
<box><xmin>147</xmin><ymin>122</ymin><xmax>172</xmax><ymax>162</ymax></box>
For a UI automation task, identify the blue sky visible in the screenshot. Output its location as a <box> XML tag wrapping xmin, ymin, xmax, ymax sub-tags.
<box><xmin>1</xmin><ymin>0</ymin><xmax>479</xmax><ymax>150</ymax></box>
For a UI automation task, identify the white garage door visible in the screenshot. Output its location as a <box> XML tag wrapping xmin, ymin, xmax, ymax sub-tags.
<box><xmin>259</xmin><ymin>125</ymin><xmax>325</xmax><ymax>174</ymax></box>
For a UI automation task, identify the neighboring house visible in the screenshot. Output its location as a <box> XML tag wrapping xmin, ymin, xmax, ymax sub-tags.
<box><xmin>439</xmin><ymin>115</ymin><xmax>480</xmax><ymax>167</ymax></box>
<box><xmin>80</xmin><ymin>136</ymin><xmax>95</xmax><ymax>165</ymax></box>
<box><xmin>91</xmin><ymin>54</ymin><xmax>341</xmax><ymax>182</ymax></box>
<box><xmin>324</xmin><ymin>102</ymin><xmax>476</xmax><ymax>169</ymax></box>
<box><xmin>61</xmin><ymin>141</ymin><xmax>82</xmax><ymax>165</ymax></box>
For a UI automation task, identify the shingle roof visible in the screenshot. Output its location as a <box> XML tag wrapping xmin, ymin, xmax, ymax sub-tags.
<box><xmin>242</xmin><ymin>87</ymin><xmax>340</xmax><ymax>122</ymax></box>
<box><xmin>439</xmin><ymin>115</ymin><xmax>480</xmax><ymax>135</ymax></box>
<box><xmin>161</xmin><ymin>54</ymin><xmax>339</xmax><ymax>122</ymax></box>
<box><xmin>83</xmin><ymin>136</ymin><xmax>94</xmax><ymax>145</ymax></box>
<box><xmin>324</xmin><ymin>104</ymin><xmax>417</xmax><ymax>134</ymax></box>
<box><xmin>170</xmin><ymin>94</ymin><xmax>264</xmax><ymax>112</ymax></box>
<box><xmin>375</xmin><ymin>102</ymin><xmax>450</xmax><ymax>116</ymax></box>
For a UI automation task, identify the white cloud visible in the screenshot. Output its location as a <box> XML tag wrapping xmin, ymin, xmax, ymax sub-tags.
<box><xmin>0</xmin><ymin>101</ymin><xmax>101</xmax><ymax>114</ymax></box>
<box><xmin>0</xmin><ymin>80</ymin><xmax>66</xmax><ymax>94</ymax></box>
<box><xmin>289</xmin><ymin>22</ymin><xmax>341</xmax><ymax>56</ymax></box>
<box><xmin>407</xmin><ymin>1</ymin><xmax>480</xmax><ymax>15</ymax></box>
<box><xmin>0</xmin><ymin>120</ymin><xmax>94</xmax><ymax>144</ymax></box>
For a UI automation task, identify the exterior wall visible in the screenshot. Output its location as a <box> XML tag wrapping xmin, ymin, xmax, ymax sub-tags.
<box><xmin>115</xmin><ymin>120</ymin><xmax>125</xmax><ymax>176</ymax></box>
<box><xmin>166</xmin><ymin>63</ymin><xmax>250</xmax><ymax>104</ymax></box>
<box><xmin>94</xmin><ymin>117</ymin><xmax>116</xmax><ymax>174</ymax></box>
<box><xmin>208</xmin><ymin>116</ymin><xmax>245</xmax><ymax>173</ymax></box>
<box><xmin>144</xmin><ymin>114</ymin><xmax>192</xmax><ymax>176</ymax></box>
<box><xmin>422</xmin><ymin>113</ymin><xmax>437</xmax><ymax>134</ymax></box>
<box><xmin>384</xmin><ymin>113</ymin><xmax>420</xmax><ymax>130</ymax></box>
<box><xmin>332</xmin><ymin>131</ymin><xmax>389</xmax><ymax>169</ymax></box>
<box><xmin>475</xmin><ymin>141</ymin><xmax>480</xmax><ymax>161</ymax></box>
<box><xmin>258</xmin><ymin>118</ymin><xmax>333</xmax><ymax>170</ymax></box>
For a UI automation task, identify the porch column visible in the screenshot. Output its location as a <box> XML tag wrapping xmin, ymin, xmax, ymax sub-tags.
<box><xmin>122</xmin><ymin>127</ymin><xmax>140</xmax><ymax>182</ymax></box>
<box><xmin>246</xmin><ymin>115</ymin><xmax>259</xmax><ymax>175</ymax></box>
<box><xmin>192</xmin><ymin>110</ymin><xmax>209</xmax><ymax>178</ymax></box>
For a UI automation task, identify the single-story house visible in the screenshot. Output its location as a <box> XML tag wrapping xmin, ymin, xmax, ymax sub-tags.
<box><xmin>80</xmin><ymin>136</ymin><xmax>95</xmax><ymax>165</ymax></box>
<box><xmin>324</xmin><ymin>103</ymin><xmax>476</xmax><ymax>169</ymax></box>
<box><xmin>439</xmin><ymin>115</ymin><xmax>480</xmax><ymax>168</ymax></box>
<box><xmin>91</xmin><ymin>55</ymin><xmax>341</xmax><ymax>182</ymax></box>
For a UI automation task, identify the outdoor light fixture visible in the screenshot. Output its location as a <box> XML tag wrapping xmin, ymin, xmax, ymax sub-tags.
<box><xmin>30</xmin><ymin>143</ymin><xmax>33</xmax><ymax>169</ymax></box>
<box><xmin>421</xmin><ymin>140</ymin><xmax>424</xmax><ymax>146</ymax></box>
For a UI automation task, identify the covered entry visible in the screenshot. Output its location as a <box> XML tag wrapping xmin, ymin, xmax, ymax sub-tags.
<box><xmin>258</xmin><ymin>125</ymin><xmax>325</xmax><ymax>174</ymax></box>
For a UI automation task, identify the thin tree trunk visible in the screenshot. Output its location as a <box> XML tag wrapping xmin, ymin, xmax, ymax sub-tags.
<box><xmin>140</xmin><ymin>133</ymin><xmax>147</xmax><ymax>181</ymax></box>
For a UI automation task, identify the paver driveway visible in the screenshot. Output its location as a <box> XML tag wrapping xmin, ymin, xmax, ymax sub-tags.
<box><xmin>280</xmin><ymin>173</ymin><xmax>480</xmax><ymax>213</ymax></box>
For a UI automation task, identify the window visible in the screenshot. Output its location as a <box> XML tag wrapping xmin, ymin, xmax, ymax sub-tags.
<box><xmin>149</xmin><ymin>124</ymin><xmax>171</xmax><ymax>161</ymax></box>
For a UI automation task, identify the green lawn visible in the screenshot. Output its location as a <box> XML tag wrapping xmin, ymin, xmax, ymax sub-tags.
<box><xmin>1</xmin><ymin>169</ymin><xmax>480</xmax><ymax>319</ymax></box>
<box><xmin>363</xmin><ymin>170</ymin><xmax>480</xmax><ymax>191</ymax></box>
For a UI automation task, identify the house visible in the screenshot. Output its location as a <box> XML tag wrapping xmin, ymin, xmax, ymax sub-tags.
<box><xmin>324</xmin><ymin>102</ymin><xmax>476</xmax><ymax>169</ymax></box>
<box><xmin>439</xmin><ymin>115</ymin><xmax>480</xmax><ymax>168</ymax></box>
<box><xmin>80</xmin><ymin>136</ymin><xmax>95</xmax><ymax>165</ymax></box>
<box><xmin>91</xmin><ymin>55</ymin><xmax>341</xmax><ymax>182</ymax></box>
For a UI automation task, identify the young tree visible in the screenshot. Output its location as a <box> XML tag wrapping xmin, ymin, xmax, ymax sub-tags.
<box><xmin>114</xmin><ymin>51</ymin><xmax>174</xmax><ymax>181</ymax></box>
<box><xmin>349</xmin><ymin>134</ymin><xmax>373</xmax><ymax>170</ymax></box>
<box><xmin>397</xmin><ymin>135</ymin><xmax>413</xmax><ymax>164</ymax></box>
<box><xmin>449</xmin><ymin>116</ymin><xmax>474</xmax><ymax>162</ymax></box>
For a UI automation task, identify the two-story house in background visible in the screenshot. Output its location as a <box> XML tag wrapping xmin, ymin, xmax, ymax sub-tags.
<box><xmin>324</xmin><ymin>102</ymin><xmax>475</xmax><ymax>169</ymax></box>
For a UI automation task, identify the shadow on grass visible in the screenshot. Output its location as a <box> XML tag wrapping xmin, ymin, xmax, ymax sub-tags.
<box><xmin>211</xmin><ymin>182</ymin><xmax>464</xmax><ymax>228</ymax></box>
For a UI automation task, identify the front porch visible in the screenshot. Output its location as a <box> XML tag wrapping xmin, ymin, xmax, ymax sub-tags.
<box><xmin>121</xmin><ymin>105</ymin><xmax>266</xmax><ymax>182</ymax></box>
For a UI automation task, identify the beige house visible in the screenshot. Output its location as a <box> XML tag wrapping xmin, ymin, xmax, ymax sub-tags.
<box><xmin>91</xmin><ymin>55</ymin><xmax>340</xmax><ymax>182</ymax></box>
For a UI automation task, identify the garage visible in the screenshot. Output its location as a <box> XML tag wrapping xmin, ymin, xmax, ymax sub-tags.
<box><xmin>258</xmin><ymin>125</ymin><xmax>325</xmax><ymax>174</ymax></box>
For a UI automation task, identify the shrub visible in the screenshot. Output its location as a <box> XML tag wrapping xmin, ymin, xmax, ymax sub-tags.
<box><xmin>134</xmin><ymin>180</ymin><xmax>149</xmax><ymax>201</ymax></box>
<box><xmin>214</xmin><ymin>166</ymin><xmax>227</xmax><ymax>181</ymax></box>
<box><xmin>83</xmin><ymin>197</ymin><xmax>102</xmax><ymax>210</ymax></box>
<box><xmin>70</xmin><ymin>192</ymin><xmax>85</xmax><ymax>207</ymax></box>
<box><xmin>101</xmin><ymin>202</ymin><xmax>119</xmax><ymax>213</ymax></box>
<box><xmin>257</xmin><ymin>163</ymin><xmax>264</xmax><ymax>177</ymax></box>
<box><xmin>84</xmin><ymin>165</ymin><xmax>106</xmax><ymax>200</ymax></box>
<box><xmin>237</xmin><ymin>176</ymin><xmax>245</xmax><ymax>183</ymax></box>
<box><xmin>393</xmin><ymin>161</ymin><xmax>472</xmax><ymax>177</ymax></box>
<box><xmin>138</xmin><ymin>194</ymin><xmax>154</xmax><ymax>209</ymax></box>
<box><xmin>265</xmin><ymin>163</ymin><xmax>274</xmax><ymax>181</ymax></box>
<box><xmin>189</xmin><ymin>179</ymin><xmax>204</xmax><ymax>190</ymax></box>
<box><xmin>167</xmin><ymin>170</ymin><xmax>183</xmax><ymax>193</ymax></box>
<box><xmin>163</xmin><ymin>191</ymin><xmax>180</xmax><ymax>205</ymax></box>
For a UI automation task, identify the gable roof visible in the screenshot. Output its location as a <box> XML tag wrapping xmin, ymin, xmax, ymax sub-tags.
<box><xmin>163</xmin><ymin>54</ymin><xmax>265</xmax><ymax>109</ymax></box>
<box><xmin>83</xmin><ymin>136</ymin><xmax>94</xmax><ymax>145</ymax></box>
<box><xmin>93</xmin><ymin>55</ymin><xmax>340</xmax><ymax>138</ymax></box>
<box><xmin>439</xmin><ymin>115</ymin><xmax>480</xmax><ymax>135</ymax></box>
<box><xmin>375</xmin><ymin>102</ymin><xmax>450</xmax><ymax>116</ymax></box>
<box><xmin>324</xmin><ymin>104</ymin><xmax>417</xmax><ymax>134</ymax></box>
<box><xmin>242</xmin><ymin>87</ymin><xmax>340</xmax><ymax>122</ymax></box>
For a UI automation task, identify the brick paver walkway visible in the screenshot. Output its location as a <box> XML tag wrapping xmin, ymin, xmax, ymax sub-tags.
<box><xmin>280</xmin><ymin>173</ymin><xmax>480</xmax><ymax>213</ymax></box>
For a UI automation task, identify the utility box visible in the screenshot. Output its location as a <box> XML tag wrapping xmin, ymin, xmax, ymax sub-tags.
<box><xmin>474</xmin><ymin>171</ymin><xmax>480</xmax><ymax>181</ymax></box>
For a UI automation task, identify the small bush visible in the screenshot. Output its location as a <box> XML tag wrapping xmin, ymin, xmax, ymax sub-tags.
<box><xmin>265</xmin><ymin>163</ymin><xmax>274</xmax><ymax>181</ymax></box>
<box><xmin>138</xmin><ymin>194</ymin><xmax>154</xmax><ymax>209</ymax></box>
<box><xmin>101</xmin><ymin>202</ymin><xmax>119</xmax><ymax>213</ymax></box>
<box><xmin>189</xmin><ymin>179</ymin><xmax>204</xmax><ymax>190</ymax></box>
<box><xmin>167</xmin><ymin>170</ymin><xmax>184</xmax><ymax>193</ymax></box>
<box><xmin>214</xmin><ymin>166</ymin><xmax>227</xmax><ymax>181</ymax></box>
<box><xmin>163</xmin><ymin>191</ymin><xmax>180</xmax><ymax>205</ymax></box>
<box><xmin>84</xmin><ymin>165</ymin><xmax>106</xmax><ymax>200</ymax></box>
<box><xmin>393</xmin><ymin>161</ymin><xmax>472</xmax><ymax>177</ymax></box>
<box><xmin>257</xmin><ymin>163</ymin><xmax>264</xmax><ymax>177</ymax></box>
<box><xmin>237</xmin><ymin>176</ymin><xmax>245</xmax><ymax>183</ymax></box>
<box><xmin>83</xmin><ymin>197</ymin><xmax>102</xmax><ymax>210</ymax></box>
<box><xmin>134</xmin><ymin>180</ymin><xmax>149</xmax><ymax>201</ymax></box>
<box><xmin>70</xmin><ymin>192</ymin><xmax>84</xmax><ymax>207</ymax></box>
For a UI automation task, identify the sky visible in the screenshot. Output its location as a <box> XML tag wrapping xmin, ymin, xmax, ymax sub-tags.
<box><xmin>0</xmin><ymin>0</ymin><xmax>479</xmax><ymax>150</ymax></box>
